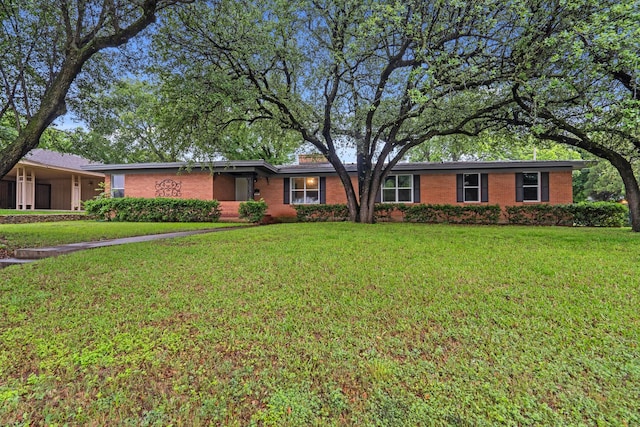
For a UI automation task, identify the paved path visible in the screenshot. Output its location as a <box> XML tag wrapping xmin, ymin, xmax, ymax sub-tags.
<box><xmin>0</xmin><ymin>227</ymin><xmax>246</xmax><ymax>269</ymax></box>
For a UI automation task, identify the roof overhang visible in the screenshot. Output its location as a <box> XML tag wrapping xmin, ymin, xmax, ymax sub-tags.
<box><xmin>5</xmin><ymin>160</ymin><xmax>105</xmax><ymax>180</ymax></box>
<box><xmin>82</xmin><ymin>159</ymin><xmax>588</xmax><ymax>177</ymax></box>
<box><xmin>82</xmin><ymin>160</ymin><xmax>279</xmax><ymax>176</ymax></box>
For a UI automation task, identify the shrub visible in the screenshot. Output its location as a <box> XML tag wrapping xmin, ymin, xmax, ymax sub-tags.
<box><xmin>83</xmin><ymin>197</ymin><xmax>221</xmax><ymax>222</ymax></box>
<box><xmin>374</xmin><ymin>203</ymin><xmax>406</xmax><ymax>221</ymax></box>
<box><xmin>505</xmin><ymin>202</ymin><xmax>627</xmax><ymax>227</ymax></box>
<box><xmin>294</xmin><ymin>203</ymin><xmax>407</xmax><ymax>222</ymax></box>
<box><xmin>505</xmin><ymin>204</ymin><xmax>574</xmax><ymax>226</ymax></box>
<box><xmin>402</xmin><ymin>204</ymin><xmax>501</xmax><ymax>224</ymax></box>
<box><xmin>239</xmin><ymin>199</ymin><xmax>268</xmax><ymax>223</ymax></box>
<box><xmin>294</xmin><ymin>204</ymin><xmax>350</xmax><ymax>222</ymax></box>
<box><xmin>570</xmin><ymin>202</ymin><xmax>628</xmax><ymax>227</ymax></box>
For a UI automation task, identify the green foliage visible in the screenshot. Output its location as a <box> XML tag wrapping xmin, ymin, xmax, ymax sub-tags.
<box><xmin>294</xmin><ymin>204</ymin><xmax>350</xmax><ymax>222</ymax></box>
<box><xmin>401</xmin><ymin>204</ymin><xmax>502</xmax><ymax>225</ymax></box>
<box><xmin>1</xmin><ymin>224</ymin><xmax>639</xmax><ymax>424</ymax></box>
<box><xmin>83</xmin><ymin>198</ymin><xmax>221</xmax><ymax>222</ymax></box>
<box><xmin>294</xmin><ymin>203</ymin><xmax>404</xmax><ymax>222</ymax></box>
<box><xmin>238</xmin><ymin>199</ymin><xmax>268</xmax><ymax>223</ymax></box>
<box><xmin>505</xmin><ymin>204</ymin><xmax>575</xmax><ymax>226</ymax></box>
<box><xmin>505</xmin><ymin>203</ymin><xmax>628</xmax><ymax>227</ymax></box>
<box><xmin>571</xmin><ymin>202</ymin><xmax>629</xmax><ymax>227</ymax></box>
<box><xmin>408</xmin><ymin>132</ymin><xmax>583</xmax><ymax>163</ymax></box>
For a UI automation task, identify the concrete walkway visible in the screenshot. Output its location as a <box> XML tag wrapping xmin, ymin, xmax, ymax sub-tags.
<box><xmin>0</xmin><ymin>227</ymin><xmax>245</xmax><ymax>269</ymax></box>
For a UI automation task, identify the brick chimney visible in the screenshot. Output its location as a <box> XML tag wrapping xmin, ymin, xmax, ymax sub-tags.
<box><xmin>298</xmin><ymin>153</ymin><xmax>329</xmax><ymax>164</ymax></box>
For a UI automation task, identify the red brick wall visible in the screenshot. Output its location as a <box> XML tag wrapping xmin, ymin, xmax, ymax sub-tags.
<box><xmin>106</xmin><ymin>170</ymin><xmax>574</xmax><ymax>219</ymax></box>
<box><xmin>109</xmin><ymin>172</ymin><xmax>214</xmax><ymax>200</ymax></box>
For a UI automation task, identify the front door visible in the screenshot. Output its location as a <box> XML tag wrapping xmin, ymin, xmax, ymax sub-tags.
<box><xmin>35</xmin><ymin>183</ymin><xmax>51</xmax><ymax>209</ymax></box>
<box><xmin>235</xmin><ymin>178</ymin><xmax>249</xmax><ymax>201</ymax></box>
<box><xmin>0</xmin><ymin>180</ymin><xmax>16</xmax><ymax>209</ymax></box>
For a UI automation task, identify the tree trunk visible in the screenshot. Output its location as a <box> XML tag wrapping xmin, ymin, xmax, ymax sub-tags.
<box><xmin>616</xmin><ymin>164</ymin><xmax>640</xmax><ymax>231</ymax></box>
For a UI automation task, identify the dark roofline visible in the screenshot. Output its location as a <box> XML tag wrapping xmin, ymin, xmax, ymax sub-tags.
<box><xmin>277</xmin><ymin>160</ymin><xmax>588</xmax><ymax>175</ymax></box>
<box><xmin>82</xmin><ymin>160</ymin><xmax>279</xmax><ymax>175</ymax></box>
<box><xmin>83</xmin><ymin>159</ymin><xmax>588</xmax><ymax>176</ymax></box>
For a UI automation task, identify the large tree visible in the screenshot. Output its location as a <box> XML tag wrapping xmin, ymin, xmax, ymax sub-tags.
<box><xmin>158</xmin><ymin>0</ymin><xmax>558</xmax><ymax>222</ymax></box>
<box><xmin>503</xmin><ymin>0</ymin><xmax>640</xmax><ymax>230</ymax></box>
<box><xmin>0</xmin><ymin>0</ymin><xmax>189</xmax><ymax>179</ymax></box>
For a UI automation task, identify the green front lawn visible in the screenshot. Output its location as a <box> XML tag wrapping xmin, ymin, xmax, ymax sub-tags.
<box><xmin>0</xmin><ymin>221</ymin><xmax>243</xmax><ymax>253</ymax></box>
<box><xmin>1</xmin><ymin>223</ymin><xmax>638</xmax><ymax>425</ymax></box>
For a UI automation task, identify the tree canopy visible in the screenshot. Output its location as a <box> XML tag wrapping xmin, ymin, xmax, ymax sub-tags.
<box><xmin>157</xmin><ymin>0</ymin><xmax>546</xmax><ymax>222</ymax></box>
<box><xmin>0</xmin><ymin>0</ymin><xmax>190</xmax><ymax>178</ymax></box>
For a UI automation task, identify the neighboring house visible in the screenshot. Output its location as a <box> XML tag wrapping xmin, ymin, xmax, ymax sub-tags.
<box><xmin>0</xmin><ymin>149</ymin><xmax>105</xmax><ymax>210</ymax></box>
<box><xmin>83</xmin><ymin>154</ymin><xmax>585</xmax><ymax>220</ymax></box>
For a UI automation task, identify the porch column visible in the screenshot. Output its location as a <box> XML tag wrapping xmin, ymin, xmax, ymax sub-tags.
<box><xmin>71</xmin><ymin>174</ymin><xmax>82</xmax><ymax>210</ymax></box>
<box><xmin>249</xmin><ymin>176</ymin><xmax>255</xmax><ymax>200</ymax></box>
<box><xmin>16</xmin><ymin>167</ymin><xmax>35</xmax><ymax>210</ymax></box>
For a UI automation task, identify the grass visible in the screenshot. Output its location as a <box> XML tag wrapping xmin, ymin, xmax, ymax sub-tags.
<box><xmin>0</xmin><ymin>223</ymin><xmax>639</xmax><ymax>425</ymax></box>
<box><xmin>0</xmin><ymin>221</ymin><xmax>244</xmax><ymax>253</ymax></box>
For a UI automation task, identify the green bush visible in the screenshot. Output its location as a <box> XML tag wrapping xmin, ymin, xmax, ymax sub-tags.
<box><xmin>239</xmin><ymin>199</ymin><xmax>268</xmax><ymax>223</ymax></box>
<box><xmin>374</xmin><ymin>203</ymin><xmax>406</xmax><ymax>221</ymax></box>
<box><xmin>570</xmin><ymin>201</ymin><xmax>628</xmax><ymax>227</ymax></box>
<box><xmin>401</xmin><ymin>204</ymin><xmax>501</xmax><ymax>224</ymax></box>
<box><xmin>505</xmin><ymin>204</ymin><xmax>574</xmax><ymax>226</ymax></box>
<box><xmin>505</xmin><ymin>202</ymin><xmax>628</xmax><ymax>227</ymax></box>
<box><xmin>294</xmin><ymin>204</ymin><xmax>350</xmax><ymax>222</ymax></box>
<box><xmin>83</xmin><ymin>197</ymin><xmax>221</xmax><ymax>222</ymax></box>
<box><xmin>294</xmin><ymin>203</ymin><xmax>406</xmax><ymax>222</ymax></box>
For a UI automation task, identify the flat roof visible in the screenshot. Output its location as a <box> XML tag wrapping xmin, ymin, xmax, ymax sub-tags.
<box><xmin>84</xmin><ymin>159</ymin><xmax>588</xmax><ymax>176</ymax></box>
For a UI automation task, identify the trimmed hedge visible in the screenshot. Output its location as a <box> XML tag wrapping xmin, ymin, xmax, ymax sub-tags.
<box><xmin>84</xmin><ymin>197</ymin><xmax>221</xmax><ymax>222</ymax></box>
<box><xmin>239</xmin><ymin>199</ymin><xmax>268</xmax><ymax>223</ymax></box>
<box><xmin>294</xmin><ymin>204</ymin><xmax>350</xmax><ymax>222</ymax></box>
<box><xmin>505</xmin><ymin>204</ymin><xmax>574</xmax><ymax>226</ymax></box>
<box><xmin>400</xmin><ymin>204</ymin><xmax>502</xmax><ymax>225</ymax></box>
<box><xmin>294</xmin><ymin>203</ymin><xmax>405</xmax><ymax>222</ymax></box>
<box><xmin>570</xmin><ymin>202</ymin><xmax>629</xmax><ymax>227</ymax></box>
<box><xmin>506</xmin><ymin>202</ymin><xmax>628</xmax><ymax>227</ymax></box>
<box><xmin>294</xmin><ymin>202</ymin><xmax>627</xmax><ymax>227</ymax></box>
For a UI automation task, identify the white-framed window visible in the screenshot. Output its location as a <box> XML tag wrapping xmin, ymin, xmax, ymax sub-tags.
<box><xmin>382</xmin><ymin>175</ymin><xmax>413</xmax><ymax>203</ymax></box>
<box><xmin>522</xmin><ymin>172</ymin><xmax>540</xmax><ymax>202</ymax></box>
<box><xmin>291</xmin><ymin>176</ymin><xmax>319</xmax><ymax>204</ymax></box>
<box><xmin>463</xmin><ymin>173</ymin><xmax>480</xmax><ymax>202</ymax></box>
<box><xmin>111</xmin><ymin>174</ymin><xmax>125</xmax><ymax>198</ymax></box>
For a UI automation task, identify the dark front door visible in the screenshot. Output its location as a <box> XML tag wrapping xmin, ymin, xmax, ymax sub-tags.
<box><xmin>35</xmin><ymin>183</ymin><xmax>51</xmax><ymax>209</ymax></box>
<box><xmin>0</xmin><ymin>180</ymin><xmax>16</xmax><ymax>209</ymax></box>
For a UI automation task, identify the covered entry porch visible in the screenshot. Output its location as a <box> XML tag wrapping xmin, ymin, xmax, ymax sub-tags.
<box><xmin>0</xmin><ymin>156</ymin><xmax>104</xmax><ymax>211</ymax></box>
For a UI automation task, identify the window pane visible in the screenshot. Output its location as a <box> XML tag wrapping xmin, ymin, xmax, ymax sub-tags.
<box><xmin>111</xmin><ymin>189</ymin><xmax>125</xmax><ymax>198</ymax></box>
<box><xmin>464</xmin><ymin>188</ymin><xmax>479</xmax><ymax>202</ymax></box>
<box><xmin>305</xmin><ymin>191</ymin><xmax>319</xmax><ymax>203</ymax></box>
<box><xmin>523</xmin><ymin>187</ymin><xmax>538</xmax><ymax>201</ymax></box>
<box><xmin>292</xmin><ymin>177</ymin><xmax>305</xmax><ymax>189</ymax></box>
<box><xmin>398</xmin><ymin>189</ymin><xmax>412</xmax><ymax>202</ymax></box>
<box><xmin>383</xmin><ymin>176</ymin><xmax>396</xmax><ymax>188</ymax></box>
<box><xmin>464</xmin><ymin>174</ymin><xmax>479</xmax><ymax>186</ymax></box>
<box><xmin>305</xmin><ymin>177</ymin><xmax>319</xmax><ymax>190</ymax></box>
<box><xmin>292</xmin><ymin>190</ymin><xmax>305</xmax><ymax>204</ymax></box>
<box><xmin>523</xmin><ymin>173</ymin><xmax>538</xmax><ymax>186</ymax></box>
<box><xmin>383</xmin><ymin>189</ymin><xmax>396</xmax><ymax>202</ymax></box>
<box><xmin>397</xmin><ymin>175</ymin><xmax>411</xmax><ymax>188</ymax></box>
<box><xmin>111</xmin><ymin>174</ymin><xmax>124</xmax><ymax>188</ymax></box>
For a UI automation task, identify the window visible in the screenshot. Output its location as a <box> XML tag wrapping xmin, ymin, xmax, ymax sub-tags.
<box><xmin>522</xmin><ymin>172</ymin><xmax>540</xmax><ymax>201</ymax></box>
<box><xmin>457</xmin><ymin>173</ymin><xmax>488</xmax><ymax>203</ymax></box>
<box><xmin>291</xmin><ymin>176</ymin><xmax>319</xmax><ymax>204</ymax></box>
<box><xmin>382</xmin><ymin>175</ymin><xmax>413</xmax><ymax>202</ymax></box>
<box><xmin>463</xmin><ymin>173</ymin><xmax>480</xmax><ymax>202</ymax></box>
<box><xmin>111</xmin><ymin>174</ymin><xmax>125</xmax><ymax>198</ymax></box>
